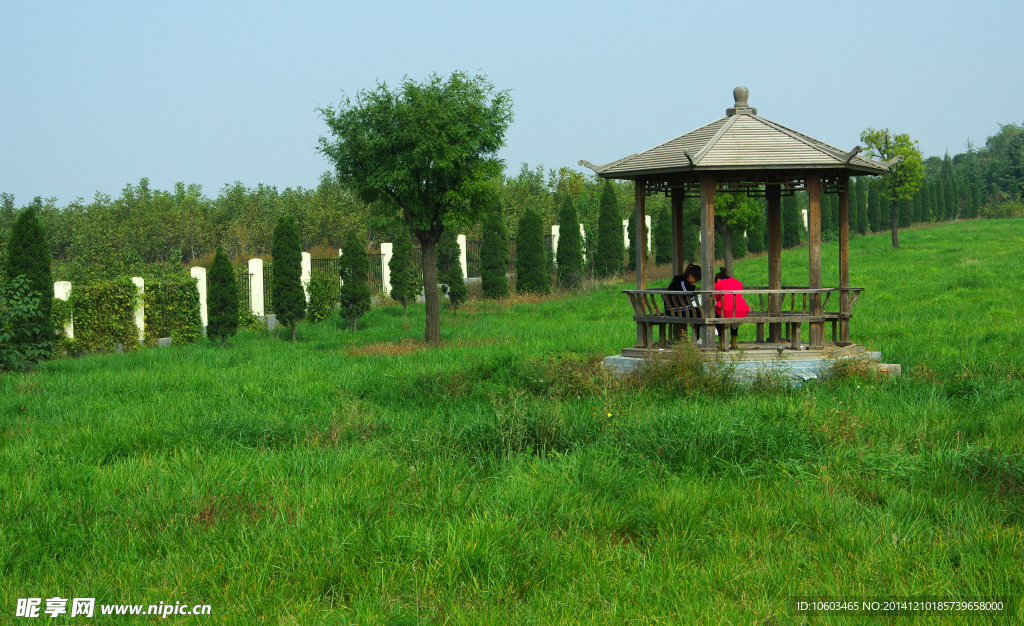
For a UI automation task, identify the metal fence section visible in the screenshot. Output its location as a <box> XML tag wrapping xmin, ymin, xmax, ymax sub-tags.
<box><xmin>263</xmin><ymin>265</ymin><xmax>273</xmax><ymax>314</ymax></box>
<box><xmin>310</xmin><ymin>257</ymin><xmax>339</xmax><ymax>277</ymax></box>
<box><xmin>465</xmin><ymin>240</ymin><xmax>482</xmax><ymax>278</ymax></box>
<box><xmin>236</xmin><ymin>272</ymin><xmax>252</xmax><ymax>313</ymax></box>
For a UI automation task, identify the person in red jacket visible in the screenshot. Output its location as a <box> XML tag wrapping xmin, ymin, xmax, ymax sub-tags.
<box><xmin>713</xmin><ymin>267</ymin><xmax>749</xmax><ymax>350</ymax></box>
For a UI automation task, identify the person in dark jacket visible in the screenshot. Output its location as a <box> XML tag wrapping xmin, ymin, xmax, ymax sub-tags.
<box><xmin>664</xmin><ymin>263</ymin><xmax>702</xmax><ymax>339</ymax></box>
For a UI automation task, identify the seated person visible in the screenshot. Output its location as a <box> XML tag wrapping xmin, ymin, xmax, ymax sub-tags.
<box><xmin>664</xmin><ymin>263</ymin><xmax>702</xmax><ymax>318</ymax></box>
<box><xmin>713</xmin><ymin>267</ymin><xmax>749</xmax><ymax>350</ymax></box>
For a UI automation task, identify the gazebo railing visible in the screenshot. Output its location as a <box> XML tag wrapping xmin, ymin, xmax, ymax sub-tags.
<box><xmin>623</xmin><ymin>286</ymin><xmax>864</xmax><ymax>350</ymax></box>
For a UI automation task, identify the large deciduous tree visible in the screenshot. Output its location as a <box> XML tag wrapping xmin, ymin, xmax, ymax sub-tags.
<box><xmin>4</xmin><ymin>203</ymin><xmax>53</xmax><ymax>346</ymax></box>
<box><xmin>207</xmin><ymin>247</ymin><xmax>239</xmax><ymax>346</ymax></box>
<box><xmin>713</xmin><ymin>194</ymin><xmax>761</xmax><ymax>277</ymax></box>
<box><xmin>271</xmin><ymin>214</ymin><xmax>305</xmax><ymax>341</ymax></box>
<box><xmin>860</xmin><ymin>128</ymin><xmax>925</xmax><ymax>249</ymax></box>
<box><xmin>317</xmin><ymin>72</ymin><xmax>512</xmax><ymax>344</ymax></box>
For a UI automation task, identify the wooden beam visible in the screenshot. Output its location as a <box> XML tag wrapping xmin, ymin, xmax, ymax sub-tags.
<box><xmin>838</xmin><ymin>174</ymin><xmax>850</xmax><ymax>344</ymax></box>
<box><xmin>766</xmin><ymin>184</ymin><xmax>782</xmax><ymax>342</ymax></box>
<box><xmin>671</xmin><ymin>191</ymin><xmax>684</xmax><ymax>275</ymax></box>
<box><xmin>635</xmin><ymin>178</ymin><xmax>646</xmax><ymax>289</ymax></box>
<box><xmin>700</xmin><ymin>173</ymin><xmax>716</xmax><ymax>351</ymax></box>
<box><xmin>807</xmin><ymin>174</ymin><xmax>823</xmax><ymax>348</ymax></box>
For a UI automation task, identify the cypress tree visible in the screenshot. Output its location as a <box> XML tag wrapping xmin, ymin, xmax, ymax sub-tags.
<box><xmin>207</xmin><ymin>247</ymin><xmax>239</xmax><ymax>346</ymax></box>
<box><xmin>898</xmin><ymin>197</ymin><xmax>912</xmax><ymax>228</ymax></box>
<box><xmin>821</xmin><ymin>193</ymin><xmax>834</xmax><ymax>234</ymax></box>
<box><xmin>746</xmin><ymin>203</ymin><xmax>766</xmax><ymax>254</ymax></box>
<box><xmin>481</xmin><ymin>202</ymin><xmax>509</xmax><ymax>299</ymax></box>
<box><xmin>930</xmin><ymin>180</ymin><xmax>939</xmax><ymax>221</ymax></box>
<box><xmin>625</xmin><ymin>209</ymin><xmax>650</xmax><ymax>271</ymax></box>
<box><xmin>595</xmin><ymin>180</ymin><xmax>624</xmax><ymax>277</ymax></box>
<box><xmin>437</xmin><ymin>228</ymin><xmax>467</xmax><ymax>308</ymax></box>
<box><xmin>855</xmin><ymin>179</ymin><xmax>869</xmax><ymax>235</ymax></box>
<box><xmin>943</xmin><ymin>179</ymin><xmax>955</xmax><ymax>220</ymax></box>
<box><xmin>339</xmin><ymin>231</ymin><xmax>371</xmax><ymax>330</ymax></box>
<box><xmin>516</xmin><ymin>208</ymin><xmax>549</xmax><ymax>295</ymax></box>
<box><xmin>683</xmin><ymin>220</ymin><xmax>699</xmax><ymax>263</ymax></box>
<box><xmin>867</xmin><ymin>186</ymin><xmax>882</xmax><ymax>233</ymax></box>
<box><xmin>912</xmin><ymin>190</ymin><xmax>923</xmax><ymax>224</ymax></box>
<box><xmin>653</xmin><ymin>204</ymin><xmax>672</xmax><ymax>265</ymax></box>
<box><xmin>271</xmin><ymin>214</ymin><xmax>305</xmax><ymax>341</ymax></box>
<box><xmin>5</xmin><ymin>201</ymin><xmax>54</xmax><ymax>345</ymax></box>
<box><xmin>782</xmin><ymin>194</ymin><xmax>801</xmax><ymax>248</ymax></box>
<box><xmin>388</xmin><ymin>225</ymin><xmax>420</xmax><ymax>314</ymax></box>
<box><xmin>920</xmin><ymin>183</ymin><xmax>931</xmax><ymax>223</ymax></box>
<box><xmin>731</xmin><ymin>227</ymin><xmax>747</xmax><ymax>260</ymax></box>
<box><xmin>555</xmin><ymin>194</ymin><xmax>584</xmax><ymax>289</ymax></box>
<box><xmin>970</xmin><ymin>183</ymin><xmax>981</xmax><ymax>218</ymax></box>
<box><xmin>714</xmin><ymin>231</ymin><xmax>724</xmax><ymax>260</ymax></box>
<box><xmin>959</xmin><ymin>182</ymin><xmax>970</xmax><ymax>220</ymax></box>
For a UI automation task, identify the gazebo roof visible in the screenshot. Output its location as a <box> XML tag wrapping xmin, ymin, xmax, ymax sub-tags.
<box><xmin>580</xmin><ymin>87</ymin><xmax>895</xmax><ymax>180</ymax></box>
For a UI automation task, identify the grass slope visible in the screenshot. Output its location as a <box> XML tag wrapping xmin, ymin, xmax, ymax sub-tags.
<box><xmin>2</xmin><ymin>219</ymin><xmax>1023</xmax><ymax>624</ymax></box>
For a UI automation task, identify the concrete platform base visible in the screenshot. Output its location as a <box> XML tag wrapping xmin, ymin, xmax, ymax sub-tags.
<box><xmin>604</xmin><ymin>341</ymin><xmax>899</xmax><ymax>382</ymax></box>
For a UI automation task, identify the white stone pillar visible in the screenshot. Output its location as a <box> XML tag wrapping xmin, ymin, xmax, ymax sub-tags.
<box><xmin>646</xmin><ymin>214</ymin><xmax>652</xmax><ymax>251</ymax></box>
<box><xmin>301</xmin><ymin>251</ymin><xmax>311</xmax><ymax>302</ymax></box>
<box><xmin>580</xmin><ymin>223</ymin><xmax>587</xmax><ymax>253</ymax></box>
<box><xmin>190</xmin><ymin>266</ymin><xmax>208</xmax><ymax>328</ymax></box>
<box><xmin>380</xmin><ymin>242</ymin><xmax>393</xmax><ymax>295</ymax></box>
<box><xmin>338</xmin><ymin>248</ymin><xmax>343</xmax><ymax>286</ymax></box>
<box><xmin>551</xmin><ymin>225</ymin><xmax>560</xmax><ymax>257</ymax></box>
<box><xmin>54</xmin><ymin>281</ymin><xmax>73</xmax><ymax>339</ymax></box>
<box><xmin>457</xmin><ymin>234</ymin><xmax>468</xmax><ymax>279</ymax></box>
<box><xmin>248</xmin><ymin>258</ymin><xmax>264</xmax><ymax>316</ymax></box>
<box><xmin>802</xmin><ymin>209</ymin><xmax>808</xmax><ymax>230</ymax></box>
<box><xmin>622</xmin><ymin>219</ymin><xmax>630</xmax><ymax>248</ymax></box>
<box><xmin>131</xmin><ymin>277</ymin><xmax>145</xmax><ymax>342</ymax></box>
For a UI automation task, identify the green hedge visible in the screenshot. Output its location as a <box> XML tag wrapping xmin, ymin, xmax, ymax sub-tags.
<box><xmin>67</xmin><ymin>278</ymin><xmax>140</xmax><ymax>354</ymax></box>
<box><xmin>144</xmin><ymin>278</ymin><xmax>203</xmax><ymax>344</ymax></box>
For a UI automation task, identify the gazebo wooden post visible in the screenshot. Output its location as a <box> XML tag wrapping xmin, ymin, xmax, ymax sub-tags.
<box><xmin>838</xmin><ymin>174</ymin><xmax>851</xmax><ymax>344</ymax></box>
<box><xmin>699</xmin><ymin>173</ymin><xmax>716</xmax><ymax>351</ymax></box>
<box><xmin>670</xmin><ymin>190</ymin><xmax>684</xmax><ymax>275</ymax></box>
<box><xmin>807</xmin><ymin>174</ymin><xmax>823</xmax><ymax>348</ymax></box>
<box><xmin>635</xmin><ymin>178</ymin><xmax>646</xmax><ymax>290</ymax></box>
<box><xmin>766</xmin><ymin>184</ymin><xmax>782</xmax><ymax>342</ymax></box>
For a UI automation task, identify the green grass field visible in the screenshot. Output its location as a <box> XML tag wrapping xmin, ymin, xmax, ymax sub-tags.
<box><xmin>2</xmin><ymin>219</ymin><xmax>1023</xmax><ymax>625</ymax></box>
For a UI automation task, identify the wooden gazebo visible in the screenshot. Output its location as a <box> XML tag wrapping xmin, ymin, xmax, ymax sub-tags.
<box><xmin>581</xmin><ymin>87</ymin><xmax>901</xmax><ymax>354</ymax></box>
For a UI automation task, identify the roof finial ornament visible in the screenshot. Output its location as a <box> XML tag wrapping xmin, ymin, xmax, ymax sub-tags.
<box><xmin>727</xmin><ymin>86</ymin><xmax>756</xmax><ymax>116</ymax></box>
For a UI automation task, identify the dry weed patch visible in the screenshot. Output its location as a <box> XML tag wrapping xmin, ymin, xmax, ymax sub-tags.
<box><xmin>345</xmin><ymin>338</ymin><xmax>424</xmax><ymax>357</ymax></box>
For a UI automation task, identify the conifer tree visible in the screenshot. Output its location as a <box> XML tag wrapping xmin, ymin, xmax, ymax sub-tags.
<box><xmin>920</xmin><ymin>183</ymin><xmax>931</xmax><ymax>223</ymax></box>
<box><xmin>4</xmin><ymin>202</ymin><xmax>53</xmax><ymax>346</ymax></box>
<box><xmin>594</xmin><ymin>180</ymin><xmax>624</xmax><ymax>277</ymax></box>
<box><xmin>652</xmin><ymin>204</ymin><xmax>672</xmax><ymax>265</ymax></box>
<box><xmin>339</xmin><ymin>231</ymin><xmax>371</xmax><ymax>330</ymax></box>
<box><xmin>388</xmin><ymin>225</ymin><xmax>420</xmax><ymax>314</ymax></box>
<box><xmin>867</xmin><ymin>186</ymin><xmax>882</xmax><ymax>232</ymax></box>
<box><xmin>555</xmin><ymin>194</ymin><xmax>584</xmax><ymax>289</ymax></box>
<box><xmin>929</xmin><ymin>180</ymin><xmax>937</xmax><ymax>221</ymax></box>
<box><xmin>481</xmin><ymin>201</ymin><xmax>509</xmax><ymax>299</ymax></box>
<box><xmin>912</xmin><ymin>190</ymin><xmax>923</xmax><ymax>224</ymax></box>
<box><xmin>515</xmin><ymin>208</ymin><xmax>549</xmax><ymax>295</ymax></box>
<box><xmin>731</xmin><ymin>228</ymin><xmax>747</xmax><ymax>260</ymax></box>
<box><xmin>970</xmin><ymin>183</ymin><xmax>981</xmax><ymax>218</ymax></box>
<box><xmin>855</xmin><ymin>179</ymin><xmax>869</xmax><ymax>235</ymax></box>
<box><xmin>271</xmin><ymin>214</ymin><xmax>305</xmax><ymax>341</ymax></box>
<box><xmin>821</xmin><ymin>193</ymin><xmax>834</xmax><ymax>234</ymax></box>
<box><xmin>207</xmin><ymin>247</ymin><xmax>239</xmax><ymax>346</ymax></box>
<box><xmin>437</xmin><ymin>228</ymin><xmax>467</xmax><ymax>308</ymax></box>
<box><xmin>782</xmin><ymin>194</ymin><xmax>802</xmax><ymax>248</ymax></box>
<box><xmin>745</xmin><ymin>203</ymin><xmax>766</xmax><ymax>254</ymax></box>
<box><xmin>944</xmin><ymin>179</ymin><xmax>955</xmax><ymax>220</ymax></box>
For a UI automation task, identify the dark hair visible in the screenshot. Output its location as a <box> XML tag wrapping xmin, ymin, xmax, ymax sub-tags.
<box><xmin>683</xmin><ymin>263</ymin><xmax>701</xmax><ymax>281</ymax></box>
<box><xmin>716</xmin><ymin>266</ymin><xmax>730</xmax><ymax>281</ymax></box>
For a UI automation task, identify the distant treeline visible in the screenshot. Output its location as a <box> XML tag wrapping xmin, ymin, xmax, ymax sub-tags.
<box><xmin>2</xmin><ymin>122</ymin><xmax>1020</xmax><ymax>281</ymax></box>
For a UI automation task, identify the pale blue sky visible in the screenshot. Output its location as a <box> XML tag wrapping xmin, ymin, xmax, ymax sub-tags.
<box><xmin>2</xmin><ymin>0</ymin><xmax>1021</xmax><ymax>205</ymax></box>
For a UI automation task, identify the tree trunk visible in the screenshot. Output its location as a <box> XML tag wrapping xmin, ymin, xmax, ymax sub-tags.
<box><xmin>221</xmin><ymin>335</ymin><xmax>226</xmax><ymax>347</ymax></box>
<box><xmin>421</xmin><ymin>239</ymin><xmax>441</xmax><ymax>344</ymax></box>
<box><xmin>890</xmin><ymin>199</ymin><xmax>900</xmax><ymax>250</ymax></box>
